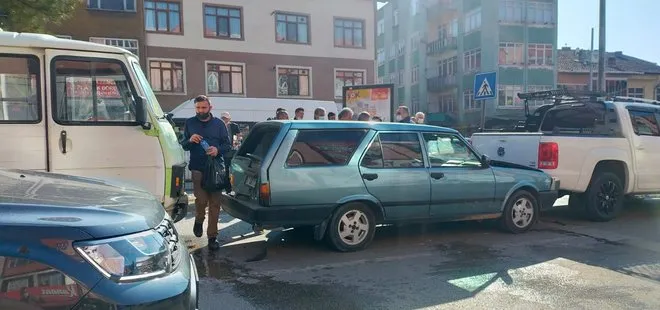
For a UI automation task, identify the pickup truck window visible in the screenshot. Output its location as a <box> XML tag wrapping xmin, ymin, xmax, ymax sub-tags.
<box><xmin>540</xmin><ymin>103</ymin><xmax>608</xmax><ymax>135</ymax></box>
<box><xmin>422</xmin><ymin>133</ymin><xmax>481</xmax><ymax>167</ymax></box>
<box><xmin>629</xmin><ymin>110</ymin><xmax>660</xmax><ymax>136</ymax></box>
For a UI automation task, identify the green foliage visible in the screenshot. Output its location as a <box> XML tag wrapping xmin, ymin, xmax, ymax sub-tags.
<box><xmin>0</xmin><ymin>0</ymin><xmax>80</xmax><ymax>33</ymax></box>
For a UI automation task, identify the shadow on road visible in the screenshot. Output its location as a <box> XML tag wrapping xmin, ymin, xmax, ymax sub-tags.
<box><xmin>191</xmin><ymin>199</ymin><xmax>660</xmax><ymax>310</ymax></box>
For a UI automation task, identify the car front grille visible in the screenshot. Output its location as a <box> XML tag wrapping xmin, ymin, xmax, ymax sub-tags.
<box><xmin>155</xmin><ymin>218</ymin><xmax>182</xmax><ymax>271</ymax></box>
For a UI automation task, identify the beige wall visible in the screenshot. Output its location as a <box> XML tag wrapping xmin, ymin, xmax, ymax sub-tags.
<box><xmin>146</xmin><ymin>0</ymin><xmax>374</xmax><ymax>60</ymax></box>
<box><xmin>628</xmin><ymin>75</ymin><xmax>660</xmax><ymax>100</ymax></box>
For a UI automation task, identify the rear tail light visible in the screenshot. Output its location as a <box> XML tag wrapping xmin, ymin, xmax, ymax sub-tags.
<box><xmin>259</xmin><ymin>182</ymin><xmax>271</xmax><ymax>206</ymax></box>
<box><xmin>538</xmin><ymin>142</ymin><xmax>558</xmax><ymax>169</ymax></box>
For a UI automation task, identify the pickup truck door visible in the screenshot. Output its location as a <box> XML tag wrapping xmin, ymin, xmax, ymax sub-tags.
<box><xmin>627</xmin><ymin>109</ymin><xmax>660</xmax><ymax>191</ymax></box>
<box><xmin>422</xmin><ymin>132</ymin><xmax>497</xmax><ymax>217</ymax></box>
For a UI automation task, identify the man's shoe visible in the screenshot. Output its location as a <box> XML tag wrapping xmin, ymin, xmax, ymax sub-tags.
<box><xmin>208</xmin><ymin>238</ymin><xmax>220</xmax><ymax>251</ymax></box>
<box><xmin>193</xmin><ymin>222</ymin><xmax>203</xmax><ymax>237</ymax></box>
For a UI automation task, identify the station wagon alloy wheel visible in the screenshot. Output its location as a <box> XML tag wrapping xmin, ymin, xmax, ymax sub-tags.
<box><xmin>500</xmin><ymin>190</ymin><xmax>538</xmax><ymax>234</ymax></box>
<box><xmin>511</xmin><ymin>197</ymin><xmax>534</xmax><ymax>229</ymax></box>
<box><xmin>338</xmin><ymin>210</ymin><xmax>369</xmax><ymax>245</ymax></box>
<box><xmin>327</xmin><ymin>202</ymin><xmax>377</xmax><ymax>252</ymax></box>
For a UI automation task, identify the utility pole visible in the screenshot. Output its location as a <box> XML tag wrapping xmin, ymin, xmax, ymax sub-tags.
<box><xmin>597</xmin><ymin>0</ymin><xmax>606</xmax><ymax>92</ymax></box>
<box><xmin>589</xmin><ymin>27</ymin><xmax>594</xmax><ymax>91</ymax></box>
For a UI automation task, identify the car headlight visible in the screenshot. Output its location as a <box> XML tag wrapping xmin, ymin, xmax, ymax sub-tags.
<box><xmin>74</xmin><ymin>230</ymin><xmax>171</xmax><ymax>282</ymax></box>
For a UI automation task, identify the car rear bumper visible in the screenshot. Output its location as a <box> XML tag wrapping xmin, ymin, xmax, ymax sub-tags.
<box><xmin>220</xmin><ymin>192</ymin><xmax>334</xmax><ymax>227</ymax></box>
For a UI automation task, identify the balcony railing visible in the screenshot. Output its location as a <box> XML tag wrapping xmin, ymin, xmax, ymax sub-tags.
<box><xmin>427</xmin><ymin>37</ymin><xmax>458</xmax><ymax>56</ymax></box>
<box><xmin>427</xmin><ymin>75</ymin><xmax>457</xmax><ymax>92</ymax></box>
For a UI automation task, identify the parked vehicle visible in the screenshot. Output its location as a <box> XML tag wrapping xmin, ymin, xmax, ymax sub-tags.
<box><xmin>0</xmin><ymin>31</ymin><xmax>189</xmax><ymax>222</ymax></box>
<box><xmin>0</xmin><ymin>169</ymin><xmax>198</xmax><ymax>309</ymax></box>
<box><xmin>220</xmin><ymin>120</ymin><xmax>559</xmax><ymax>252</ymax></box>
<box><xmin>471</xmin><ymin>89</ymin><xmax>660</xmax><ymax>222</ymax></box>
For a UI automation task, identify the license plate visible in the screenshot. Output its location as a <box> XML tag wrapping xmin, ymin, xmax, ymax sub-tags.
<box><xmin>244</xmin><ymin>176</ymin><xmax>256</xmax><ymax>188</ymax></box>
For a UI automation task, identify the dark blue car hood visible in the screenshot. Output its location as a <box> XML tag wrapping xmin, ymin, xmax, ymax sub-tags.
<box><xmin>0</xmin><ymin>169</ymin><xmax>165</xmax><ymax>239</ymax></box>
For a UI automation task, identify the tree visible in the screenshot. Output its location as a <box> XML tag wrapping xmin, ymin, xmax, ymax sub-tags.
<box><xmin>0</xmin><ymin>0</ymin><xmax>80</xmax><ymax>33</ymax></box>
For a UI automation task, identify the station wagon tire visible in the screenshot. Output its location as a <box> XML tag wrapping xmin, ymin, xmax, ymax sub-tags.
<box><xmin>326</xmin><ymin>203</ymin><xmax>376</xmax><ymax>252</ymax></box>
<box><xmin>584</xmin><ymin>172</ymin><xmax>624</xmax><ymax>222</ymax></box>
<box><xmin>500</xmin><ymin>190</ymin><xmax>539</xmax><ymax>234</ymax></box>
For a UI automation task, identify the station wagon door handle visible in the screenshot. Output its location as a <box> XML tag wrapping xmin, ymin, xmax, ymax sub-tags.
<box><xmin>430</xmin><ymin>172</ymin><xmax>445</xmax><ymax>180</ymax></box>
<box><xmin>361</xmin><ymin>173</ymin><xmax>378</xmax><ymax>181</ymax></box>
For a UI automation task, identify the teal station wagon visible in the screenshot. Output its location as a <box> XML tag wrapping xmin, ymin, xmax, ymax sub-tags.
<box><xmin>221</xmin><ymin>121</ymin><xmax>560</xmax><ymax>252</ymax></box>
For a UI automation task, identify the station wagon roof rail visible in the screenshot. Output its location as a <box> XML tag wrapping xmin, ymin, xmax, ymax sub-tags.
<box><xmin>0</xmin><ymin>31</ymin><xmax>131</xmax><ymax>55</ymax></box>
<box><xmin>277</xmin><ymin>120</ymin><xmax>459</xmax><ymax>133</ymax></box>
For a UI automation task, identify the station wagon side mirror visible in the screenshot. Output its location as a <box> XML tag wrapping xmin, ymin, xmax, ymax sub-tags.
<box><xmin>480</xmin><ymin>154</ymin><xmax>491</xmax><ymax>167</ymax></box>
<box><xmin>135</xmin><ymin>96</ymin><xmax>152</xmax><ymax>130</ymax></box>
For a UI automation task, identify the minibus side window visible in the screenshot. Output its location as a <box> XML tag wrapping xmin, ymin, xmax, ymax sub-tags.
<box><xmin>0</xmin><ymin>54</ymin><xmax>41</xmax><ymax>123</ymax></box>
<box><xmin>52</xmin><ymin>57</ymin><xmax>137</xmax><ymax>125</ymax></box>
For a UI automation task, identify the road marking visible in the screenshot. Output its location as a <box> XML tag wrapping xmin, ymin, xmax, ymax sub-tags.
<box><xmin>259</xmin><ymin>252</ymin><xmax>434</xmax><ymax>276</ymax></box>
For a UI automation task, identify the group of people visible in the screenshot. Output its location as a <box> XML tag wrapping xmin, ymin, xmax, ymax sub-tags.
<box><xmin>268</xmin><ymin>105</ymin><xmax>426</xmax><ymax>124</ymax></box>
<box><xmin>180</xmin><ymin>95</ymin><xmax>430</xmax><ymax>251</ymax></box>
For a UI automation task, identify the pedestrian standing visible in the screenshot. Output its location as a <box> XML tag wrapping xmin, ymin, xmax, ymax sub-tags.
<box><xmin>313</xmin><ymin>107</ymin><xmax>327</xmax><ymax>120</ymax></box>
<box><xmin>338</xmin><ymin>108</ymin><xmax>354</xmax><ymax>120</ymax></box>
<box><xmin>328</xmin><ymin>112</ymin><xmax>337</xmax><ymax>120</ymax></box>
<box><xmin>180</xmin><ymin>95</ymin><xmax>232</xmax><ymax>251</ymax></box>
<box><xmin>294</xmin><ymin>107</ymin><xmax>305</xmax><ymax>120</ymax></box>
<box><xmin>357</xmin><ymin>111</ymin><xmax>371</xmax><ymax>121</ymax></box>
<box><xmin>395</xmin><ymin>106</ymin><xmax>414</xmax><ymax>123</ymax></box>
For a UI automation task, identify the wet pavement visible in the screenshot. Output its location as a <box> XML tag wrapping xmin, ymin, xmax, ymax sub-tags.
<box><xmin>176</xmin><ymin>196</ymin><xmax>660</xmax><ymax>309</ymax></box>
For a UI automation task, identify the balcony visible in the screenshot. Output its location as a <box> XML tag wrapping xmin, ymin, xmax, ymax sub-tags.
<box><xmin>427</xmin><ymin>75</ymin><xmax>457</xmax><ymax>92</ymax></box>
<box><xmin>427</xmin><ymin>37</ymin><xmax>457</xmax><ymax>56</ymax></box>
<box><xmin>426</xmin><ymin>0</ymin><xmax>458</xmax><ymax>21</ymax></box>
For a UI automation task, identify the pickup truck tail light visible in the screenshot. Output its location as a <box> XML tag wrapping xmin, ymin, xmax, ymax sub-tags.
<box><xmin>538</xmin><ymin>142</ymin><xmax>559</xmax><ymax>169</ymax></box>
<box><xmin>259</xmin><ymin>182</ymin><xmax>271</xmax><ymax>207</ymax></box>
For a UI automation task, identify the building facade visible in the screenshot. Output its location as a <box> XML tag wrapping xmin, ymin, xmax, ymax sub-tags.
<box><xmin>48</xmin><ymin>0</ymin><xmax>374</xmax><ymax>111</ymax></box>
<box><xmin>378</xmin><ymin>0</ymin><xmax>557</xmax><ymax>132</ymax></box>
<box><xmin>144</xmin><ymin>0</ymin><xmax>375</xmax><ymax>110</ymax></box>
<box><xmin>558</xmin><ymin>47</ymin><xmax>660</xmax><ymax>100</ymax></box>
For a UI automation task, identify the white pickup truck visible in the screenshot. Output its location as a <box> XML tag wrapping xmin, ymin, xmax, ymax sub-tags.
<box><xmin>471</xmin><ymin>90</ymin><xmax>660</xmax><ymax>222</ymax></box>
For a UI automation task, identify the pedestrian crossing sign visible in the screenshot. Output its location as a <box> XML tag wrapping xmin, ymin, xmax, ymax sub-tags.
<box><xmin>473</xmin><ymin>71</ymin><xmax>497</xmax><ymax>100</ymax></box>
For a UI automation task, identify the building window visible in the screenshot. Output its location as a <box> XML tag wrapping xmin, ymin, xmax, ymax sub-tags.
<box><xmin>463</xmin><ymin>90</ymin><xmax>480</xmax><ymax>110</ymax></box>
<box><xmin>398</xmin><ymin>70</ymin><xmax>404</xmax><ymax>85</ymax></box>
<box><xmin>275</xmin><ymin>12</ymin><xmax>309</xmax><ymax>44</ymax></box>
<box><xmin>605</xmin><ymin>80</ymin><xmax>628</xmax><ymax>96</ymax></box>
<box><xmin>393</xmin><ymin>9</ymin><xmax>399</xmax><ymax>26</ymax></box>
<box><xmin>0</xmin><ymin>55</ymin><xmax>40</xmax><ymax>123</ymax></box>
<box><xmin>499</xmin><ymin>0</ymin><xmax>523</xmax><ymax>23</ymax></box>
<box><xmin>334</xmin><ymin>18</ymin><xmax>365</xmax><ymax>48</ymax></box>
<box><xmin>656</xmin><ymin>86</ymin><xmax>660</xmax><ymax>101</ymax></box>
<box><xmin>498</xmin><ymin>42</ymin><xmax>524</xmax><ymax>65</ymax></box>
<box><xmin>498</xmin><ymin>85</ymin><xmax>524</xmax><ymax>108</ymax></box>
<box><xmin>463</xmin><ymin>48</ymin><xmax>481</xmax><ymax>73</ymax></box>
<box><xmin>528</xmin><ymin>43</ymin><xmax>553</xmax><ymax>66</ymax></box>
<box><xmin>527</xmin><ymin>1</ymin><xmax>554</xmax><ymax>25</ymax></box>
<box><xmin>439</xmin><ymin>56</ymin><xmax>457</xmax><ymax>77</ymax></box>
<box><xmin>206</xmin><ymin>63</ymin><xmax>244</xmax><ymax>95</ymax></box>
<box><xmin>389</xmin><ymin>72</ymin><xmax>397</xmax><ymax>84</ymax></box>
<box><xmin>411</xmin><ymin>32</ymin><xmax>420</xmax><ymax>51</ymax></box>
<box><xmin>411</xmin><ymin>66</ymin><xmax>419</xmax><ymax>84</ymax></box>
<box><xmin>464</xmin><ymin>8</ymin><xmax>482</xmax><ymax>33</ymax></box>
<box><xmin>89</xmin><ymin>37</ymin><xmax>139</xmax><ymax>57</ymax></box>
<box><xmin>144</xmin><ymin>1</ymin><xmax>182</xmax><ymax>33</ymax></box>
<box><xmin>377</xmin><ymin>19</ymin><xmax>385</xmax><ymax>36</ymax></box>
<box><xmin>628</xmin><ymin>88</ymin><xmax>644</xmax><ymax>98</ymax></box>
<box><xmin>149</xmin><ymin>59</ymin><xmax>185</xmax><ymax>93</ymax></box>
<box><xmin>377</xmin><ymin>48</ymin><xmax>385</xmax><ymax>64</ymax></box>
<box><xmin>204</xmin><ymin>5</ymin><xmax>242</xmax><ymax>39</ymax></box>
<box><xmin>334</xmin><ymin>70</ymin><xmax>365</xmax><ymax>98</ymax></box>
<box><xmin>277</xmin><ymin>66</ymin><xmax>311</xmax><ymax>97</ymax></box>
<box><xmin>87</xmin><ymin>0</ymin><xmax>135</xmax><ymax>11</ymax></box>
<box><xmin>440</xmin><ymin>94</ymin><xmax>456</xmax><ymax>113</ymax></box>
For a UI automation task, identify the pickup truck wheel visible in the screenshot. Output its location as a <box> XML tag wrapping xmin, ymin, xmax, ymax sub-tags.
<box><xmin>326</xmin><ymin>203</ymin><xmax>376</xmax><ymax>252</ymax></box>
<box><xmin>500</xmin><ymin>190</ymin><xmax>538</xmax><ymax>234</ymax></box>
<box><xmin>585</xmin><ymin>172</ymin><xmax>624</xmax><ymax>222</ymax></box>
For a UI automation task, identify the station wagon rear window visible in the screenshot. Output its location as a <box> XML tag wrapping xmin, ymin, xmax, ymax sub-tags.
<box><xmin>286</xmin><ymin>129</ymin><xmax>367</xmax><ymax>167</ymax></box>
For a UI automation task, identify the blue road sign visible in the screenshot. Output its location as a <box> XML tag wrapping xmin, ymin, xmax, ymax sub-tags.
<box><xmin>474</xmin><ymin>71</ymin><xmax>497</xmax><ymax>100</ymax></box>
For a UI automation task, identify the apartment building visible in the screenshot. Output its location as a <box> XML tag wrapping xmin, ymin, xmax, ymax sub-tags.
<box><xmin>143</xmin><ymin>0</ymin><xmax>375</xmax><ymax>110</ymax></box>
<box><xmin>49</xmin><ymin>0</ymin><xmax>146</xmax><ymax>68</ymax></box>
<box><xmin>379</xmin><ymin>0</ymin><xmax>557</xmax><ymax>132</ymax></box>
<box><xmin>558</xmin><ymin>47</ymin><xmax>660</xmax><ymax>100</ymax></box>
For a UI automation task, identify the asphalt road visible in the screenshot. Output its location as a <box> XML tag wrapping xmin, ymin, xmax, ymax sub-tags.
<box><xmin>176</xmin><ymin>196</ymin><xmax>660</xmax><ymax>309</ymax></box>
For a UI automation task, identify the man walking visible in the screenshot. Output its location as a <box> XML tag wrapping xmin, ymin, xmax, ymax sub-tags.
<box><xmin>180</xmin><ymin>95</ymin><xmax>232</xmax><ymax>251</ymax></box>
